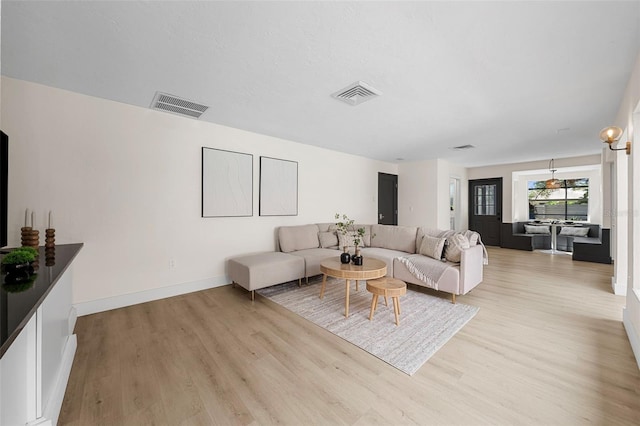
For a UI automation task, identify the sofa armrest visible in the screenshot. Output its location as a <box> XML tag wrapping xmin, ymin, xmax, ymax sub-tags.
<box><xmin>459</xmin><ymin>244</ymin><xmax>483</xmax><ymax>295</ymax></box>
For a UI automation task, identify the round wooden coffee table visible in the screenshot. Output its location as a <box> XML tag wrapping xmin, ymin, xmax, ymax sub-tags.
<box><xmin>320</xmin><ymin>257</ymin><xmax>387</xmax><ymax>318</ymax></box>
<box><xmin>366</xmin><ymin>277</ymin><xmax>407</xmax><ymax>326</ymax></box>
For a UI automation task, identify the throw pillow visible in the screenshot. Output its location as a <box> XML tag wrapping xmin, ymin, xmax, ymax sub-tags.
<box><xmin>419</xmin><ymin>235</ymin><xmax>446</xmax><ymax>260</ymax></box>
<box><xmin>337</xmin><ymin>233</ymin><xmax>355</xmax><ymax>249</ymax></box>
<box><xmin>466</xmin><ymin>231</ymin><xmax>480</xmax><ymax>246</ymax></box>
<box><xmin>444</xmin><ymin>233</ymin><xmax>470</xmax><ymax>263</ymax></box>
<box><xmin>354</xmin><ymin>224</ymin><xmax>372</xmax><ymax>246</ymax></box>
<box><xmin>337</xmin><ymin>227</ymin><xmax>370</xmax><ymax>249</ymax></box>
<box><xmin>559</xmin><ymin>226</ymin><xmax>590</xmax><ymax>237</ymax></box>
<box><xmin>318</xmin><ymin>231</ymin><xmax>339</xmax><ymax>248</ymax></box>
<box><xmin>524</xmin><ymin>224</ymin><xmax>550</xmax><ymax>234</ymax></box>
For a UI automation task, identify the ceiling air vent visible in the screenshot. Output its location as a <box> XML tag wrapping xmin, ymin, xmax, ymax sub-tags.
<box><xmin>331</xmin><ymin>81</ymin><xmax>382</xmax><ymax>106</ymax></box>
<box><xmin>150</xmin><ymin>92</ymin><xmax>209</xmax><ymax>119</ymax></box>
<box><xmin>450</xmin><ymin>144</ymin><xmax>476</xmax><ymax>151</ymax></box>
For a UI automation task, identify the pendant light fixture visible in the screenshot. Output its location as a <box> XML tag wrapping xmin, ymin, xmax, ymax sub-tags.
<box><xmin>545</xmin><ymin>159</ymin><xmax>561</xmax><ymax>189</ymax></box>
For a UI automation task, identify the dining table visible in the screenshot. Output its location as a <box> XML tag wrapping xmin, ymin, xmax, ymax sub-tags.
<box><xmin>534</xmin><ymin>221</ymin><xmax>582</xmax><ymax>255</ymax></box>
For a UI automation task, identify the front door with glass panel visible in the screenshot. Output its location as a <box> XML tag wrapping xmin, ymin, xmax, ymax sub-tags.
<box><xmin>469</xmin><ymin>178</ymin><xmax>502</xmax><ymax>246</ymax></box>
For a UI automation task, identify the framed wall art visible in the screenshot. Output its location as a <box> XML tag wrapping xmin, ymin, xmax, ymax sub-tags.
<box><xmin>202</xmin><ymin>147</ymin><xmax>253</xmax><ymax>217</ymax></box>
<box><xmin>259</xmin><ymin>156</ymin><xmax>298</xmax><ymax>216</ymax></box>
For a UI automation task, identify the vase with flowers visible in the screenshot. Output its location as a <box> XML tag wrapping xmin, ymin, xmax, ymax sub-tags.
<box><xmin>335</xmin><ymin>213</ymin><xmax>354</xmax><ymax>264</ymax></box>
<box><xmin>334</xmin><ymin>213</ymin><xmax>366</xmax><ymax>265</ymax></box>
<box><xmin>351</xmin><ymin>227</ymin><xmax>365</xmax><ymax>265</ymax></box>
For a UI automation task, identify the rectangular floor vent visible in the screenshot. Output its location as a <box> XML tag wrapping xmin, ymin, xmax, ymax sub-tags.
<box><xmin>150</xmin><ymin>92</ymin><xmax>209</xmax><ymax>119</ymax></box>
<box><xmin>331</xmin><ymin>81</ymin><xmax>382</xmax><ymax>106</ymax></box>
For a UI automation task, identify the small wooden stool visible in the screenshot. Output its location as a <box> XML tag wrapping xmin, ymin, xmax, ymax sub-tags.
<box><xmin>366</xmin><ymin>277</ymin><xmax>407</xmax><ymax>326</ymax></box>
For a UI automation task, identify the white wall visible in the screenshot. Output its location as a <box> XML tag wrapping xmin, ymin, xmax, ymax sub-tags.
<box><xmin>468</xmin><ymin>155</ymin><xmax>602</xmax><ymax>223</ymax></box>
<box><xmin>1</xmin><ymin>77</ymin><xmax>397</xmax><ymax>311</ymax></box>
<box><xmin>398</xmin><ymin>159</ymin><xmax>468</xmax><ymax>230</ymax></box>
<box><xmin>615</xmin><ymin>50</ymin><xmax>640</xmax><ymax>368</ymax></box>
<box><xmin>398</xmin><ymin>159</ymin><xmax>437</xmax><ymax>228</ymax></box>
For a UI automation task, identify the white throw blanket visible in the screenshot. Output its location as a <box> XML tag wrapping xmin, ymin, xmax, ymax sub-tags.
<box><xmin>436</xmin><ymin>229</ymin><xmax>489</xmax><ymax>265</ymax></box>
<box><xmin>399</xmin><ymin>230</ymin><xmax>490</xmax><ymax>289</ymax></box>
<box><xmin>397</xmin><ymin>255</ymin><xmax>451</xmax><ymax>291</ymax></box>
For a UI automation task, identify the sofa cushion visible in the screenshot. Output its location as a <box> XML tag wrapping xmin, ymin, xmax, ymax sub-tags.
<box><xmin>290</xmin><ymin>248</ymin><xmax>339</xmax><ymax>277</ymax></box>
<box><xmin>228</xmin><ymin>252</ymin><xmax>305</xmax><ymax>291</ymax></box>
<box><xmin>417</xmin><ymin>228</ymin><xmax>443</xmax><ymax>240</ymax></box>
<box><xmin>559</xmin><ymin>226</ymin><xmax>589</xmax><ymax>237</ymax></box>
<box><xmin>444</xmin><ymin>233</ymin><xmax>470</xmax><ymax>263</ymax></box>
<box><xmin>318</xmin><ymin>231</ymin><xmax>339</xmax><ymax>248</ymax></box>
<box><xmin>360</xmin><ymin>247</ymin><xmax>408</xmax><ymax>276</ymax></box>
<box><xmin>278</xmin><ymin>225</ymin><xmax>320</xmax><ymax>253</ymax></box>
<box><xmin>371</xmin><ymin>224</ymin><xmax>418</xmax><ymax>253</ymax></box>
<box><xmin>524</xmin><ymin>224</ymin><xmax>550</xmax><ymax>234</ymax></box>
<box><xmin>316</xmin><ymin>223</ymin><xmax>334</xmax><ymax>232</ymax></box>
<box><xmin>418</xmin><ymin>235</ymin><xmax>446</xmax><ymax>260</ymax></box>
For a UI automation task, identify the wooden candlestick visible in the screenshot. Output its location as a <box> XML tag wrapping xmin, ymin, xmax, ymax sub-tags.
<box><xmin>21</xmin><ymin>226</ymin><xmax>35</xmax><ymax>247</ymax></box>
<box><xmin>21</xmin><ymin>229</ymin><xmax>39</xmax><ymax>249</ymax></box>
<box><xmin>45</xmin><ymin>228</ymin><xmax>56</xmax><ymax>266</ymax></box>
<box><xmin>45</xmin><ymin>228</ymin><xmax>55</xmax><ymax>248</ymax></box>
<box><xmin>21</xmin><ymin>226</ymin><xmax>32</xmax><ymax>235</ymax></box>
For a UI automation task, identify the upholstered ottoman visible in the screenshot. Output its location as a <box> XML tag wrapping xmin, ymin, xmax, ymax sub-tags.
<box><xmin>228</xmin><ymin>252</ymin><xmax>305</xmax><ymax>300</ymax></box>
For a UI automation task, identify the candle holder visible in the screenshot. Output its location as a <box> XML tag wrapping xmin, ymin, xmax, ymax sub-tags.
<box><xmin>21</xmin><ymin>227</ymin><xmax>40</xmax><ymax>269</ymax></box>
<box><xmin>45</xmin><ymin>228</ymin><xmax>55</xmax><ymax>248</ymax></box>
<box><xmin>45</xmin><ymin>228</ymin><xmax>56</xmax><ymax>266</ymax></box>
<box><xmin>21</xmin><ymin>226</ymin><xmax>32</xmax><ymax>243</ymax></box>
<box><xmin>21</xmin><ymin>228</ymin><xmax>39</xmax><ymax>250</ymax></box>
<box><xmin>21</xmin><ymin>227</ymin><xmax>39</xmax><ymax>249</ymax></box>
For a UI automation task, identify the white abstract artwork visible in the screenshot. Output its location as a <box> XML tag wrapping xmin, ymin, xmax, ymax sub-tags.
<box><xmin>202</xmin><ymin>147</ymin><xmax>253</xmax><ymax>217</ymax></box>
<box><xmin>260</xmin><ymin>157</ymin><xmax>298</xmax><ymax>216</ymax></box>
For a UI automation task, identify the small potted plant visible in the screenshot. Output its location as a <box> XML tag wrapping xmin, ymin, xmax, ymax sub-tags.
<box><xmin>335</xmin><ymin>214</ymin><xmax>367</xmax><ymax>265</ymax></box>
<box><xmin>335</xmin><ymin>213</ymin><xmax>357</xmax><ymax>264</ymax></box>
<box><xmin>15</xmin><ymin>246</ymin><xmax>38</xmax><ymax>258</ymax></box>
<box><xmin>1</xmin><ymin>247</ymin><xmax>38</xmax><ymax>274</ymax></box>
<box><xmin>351</xmin><ymin>227</ymin><xmax>365</xmax><ymax>265</ymax></box>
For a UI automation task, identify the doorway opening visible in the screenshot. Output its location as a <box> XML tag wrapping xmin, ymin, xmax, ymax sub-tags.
<box><xmin>378</xmin><ymin>173</ymin><xmax>398</xmax><ymax>225</ymax></box>
<box><xmin>450</xmin><ymin>177</ymin><xmax>460</xmax><ymax>230</ymax></box>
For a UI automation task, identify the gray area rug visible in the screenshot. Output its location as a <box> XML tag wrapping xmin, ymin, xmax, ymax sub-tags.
<box><xmin>258</xmin><ymin>277</ymin><xmax>479</xmax><ymax>375</ymax></box>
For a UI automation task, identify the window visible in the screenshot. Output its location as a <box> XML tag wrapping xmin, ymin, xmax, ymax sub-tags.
<box><xmin>474</xmin><ymin>184</ymin><xmax>496</xmax><ymax>216</ymax></box>
<box><xmin>528</xmin><ymin>178</ymin><xmax>589</xmax><ymax>221</ymax></box>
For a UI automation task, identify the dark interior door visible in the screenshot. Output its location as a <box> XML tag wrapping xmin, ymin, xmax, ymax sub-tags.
<box><xmin>469</xmin><ymin>178</ymin><xmax>502</xmax><ymax>246</ymax></box>
<box><xmin>378</xmin><ymin>173</ymin><xmax>398</xmax><ymax>225</ymax></box>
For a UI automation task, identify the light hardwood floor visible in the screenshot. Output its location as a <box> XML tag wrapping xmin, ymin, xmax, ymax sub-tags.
<box><xmin>59</xmin><ymin>247</ymin><xmax>640</xmax><ymax>425</ymax></box>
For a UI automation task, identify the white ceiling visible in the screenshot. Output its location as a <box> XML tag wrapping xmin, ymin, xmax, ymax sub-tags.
<box><xmin>2</xmin><ymin>1</ymin><xmax>639</xmax><ymax>167</ymax></box>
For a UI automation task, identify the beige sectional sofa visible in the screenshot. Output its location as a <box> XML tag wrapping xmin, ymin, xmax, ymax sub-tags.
<box><xmin>274</xmin><ymin>223</ymin><xmax>485</xmax><ymax>303</ymax></box>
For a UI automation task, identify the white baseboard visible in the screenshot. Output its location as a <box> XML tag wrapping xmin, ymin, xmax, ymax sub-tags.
<box><xmin>74</xmin><ymin>275</ymin><xmax>230</xmax><ymax>316</ymax></box>
<box><xmin>27</xmin><ymin>417</ymin><xmax>52</xmax><ymax>426</ymax></box>
<box><xmin>623</xmin><ymin>307</ymin><xmax>640</xmax><ymax>370</ymax></box>
<box><xmin>611</xmin><ymin>276</ymin><xmax>627</xmax><ymax>296</ymax></box>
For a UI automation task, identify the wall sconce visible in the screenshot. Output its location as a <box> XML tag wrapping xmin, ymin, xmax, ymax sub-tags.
<box><xmin>545</xmin><ymin>159</ymin><xmax>561</xmax><ymax>189</ymax></box>
<box><xmin>599</xmin><ymin>126</ymin><xmax>631</xmax><ymax>155</ymax></box>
